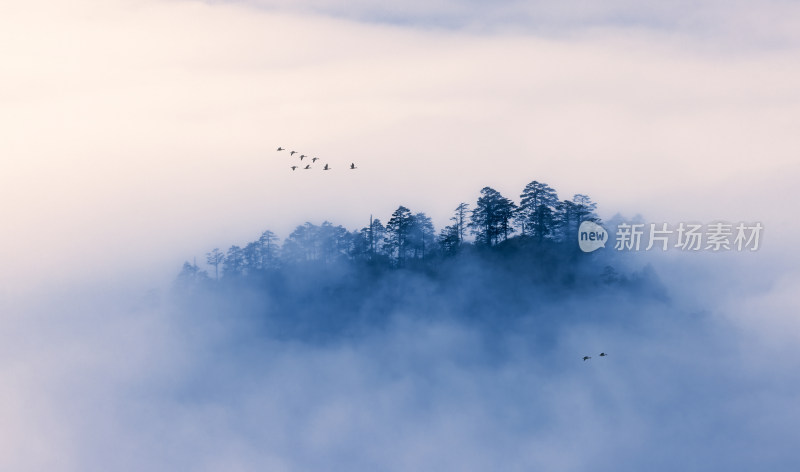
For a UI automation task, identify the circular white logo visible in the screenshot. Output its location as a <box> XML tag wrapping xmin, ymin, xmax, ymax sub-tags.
<box><xmin>578</xmin><ymin>221</ymin><xmax>607</xmax><ymax>253</ymax></box>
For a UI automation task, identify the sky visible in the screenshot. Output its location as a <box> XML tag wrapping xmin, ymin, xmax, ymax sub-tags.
<box><xmin>2</xmin><ymin>0</ymin><xmax>799</xmax><ymax>293</ymax></box>
<box><xmin>1</xmin><ymin>1</ymin><xmax>800</xmax><ymax>469</ymax></box>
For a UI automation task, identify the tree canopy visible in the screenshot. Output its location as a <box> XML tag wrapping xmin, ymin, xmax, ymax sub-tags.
<box><xmin>178</xmin><ymin>179</ymin><xmax>609</xmax><ymax>282</ymax></box>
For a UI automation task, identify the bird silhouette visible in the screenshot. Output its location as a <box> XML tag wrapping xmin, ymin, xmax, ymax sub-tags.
<box><xmin>323</xmin><ymin>164</ymin><xmax>330</xmax><ymax>170</ymax></box>
<box><xmin>299</xmin><ymin>154</ymin><xmax>306</xmax><ymax>160</ymax></box>
<box><xmin>290</xmin><ymin>166</ymin><xmax>298</xmax><ymax>171</ymax></box>
<box><xmin>312</xmin><ymin>157</ymin><xmax>319</xmax><ymax>163</ymax></box>
<box><xmin>350</xmin><ymin>163</ymin><xmax>357</xmax><ymax>169</ymax></box>
<box><xmin>599</xmin><ymin>352</ymin><xmax>608</xmax><ymax>357</ymax></box>
<box><xmin>583</xmin><ymin>356</ymin><xmax>591</xmax><ymax>361</ymax></box>
<box><xmin>277</xmin><ymin>147</ymin><xmax>284</xmax><ymax>151</ymax></box>
<box><xmin>304</xmin><ymin>165</ymin><xmax>311</xmax><ymax>169</ymax></box>
<box><xmin>290</xmin><ymin>151</ymin><xmax>297</xmax><ymax>156</ymax></box>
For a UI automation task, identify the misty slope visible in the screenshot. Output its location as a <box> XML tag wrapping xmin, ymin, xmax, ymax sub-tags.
<box><xmin>148</xmin><ymin>243</ymin><xmax>800</xmax><ymax>472</ymax></box>
<box><xmin>147</xmin><ymin>195</ymin><xmax>800</xmax><ymax>472</ymax></box>
<box><xmin>7</xmin><ymin>222</ymin><xmax>792</xmax><ymax>472</ymax></box>
<box><xmin>172</xmin><ymin>237</ymin><xmax>668</xmax><ymax>345</ymax></box>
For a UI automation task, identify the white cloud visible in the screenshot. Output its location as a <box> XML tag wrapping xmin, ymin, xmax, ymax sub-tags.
<box><xmin>3</xmin><ymin>2</ymin><xmax>800</xmax><ymax>469</ymax></box>
<box><xmin>1</xmin><ymin>0</ymin><xmax>798</xmax><ymax>290</ymax></box>
<box><xmin>3</xmin><ymin>257</ymin><xmax>800</xmax><ymax>471</ymax></box>
<box><xmin>216</xmin><ymin>0</ymin><xmax>800</xmax><ymax>47</ymax></box>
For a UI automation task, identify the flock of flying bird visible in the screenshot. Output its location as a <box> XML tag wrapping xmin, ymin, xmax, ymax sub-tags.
<box><xmin>583</xmin><ymin>352</ymin><xmax>608</xmax><ymax>361</ymax></box>
<box><xmin>277</xmin><ymin>147</ymin><xmax>357</xmax><ymax>172</ymax></box>
<box><xmin>282</xmin><ymin>144</ymin><xmax>603</xmax><ymax>362</ymax></box>
<box><xmin>281</xmin><ymin>143</ymin><xmax>603</xmax><ymax>362</ymax></box>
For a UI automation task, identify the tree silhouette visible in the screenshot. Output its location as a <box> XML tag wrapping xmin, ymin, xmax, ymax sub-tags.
<box><xmin>385</xmin><ymin>206</ymin><xmax>413</xmax><ymax>266</ymax></box>
<box><xmin>554</xmin><ymin>199</ymin><xmax>579</xmax><ymax>242</ymax></box>
<box><xmin>283</xmin><ymin>223</ymin><xmax>319</xmax><ymax>263</ymax></box>
<box><xmin>351</xmin><ymin>228</ymin><xmax>370</xmax><ymax>260</ymax></box>
<box><xmin>452</xmin><ymin>202</ymin><xmax>469</xmax><ymax>246</ymax></box>
<box><xmin>206</xmin><ymin>248</ymin><xmax>224</xmax><ymax>281</ymax></box>
<box><xmin>470</xmin><ymin>187</ymin><xmax>517</xmax><ymax>246</ymax></box>
<box><xmin>243</xmin><ymin>241</ymin><xmax>263</xmax><ymax>272</ymax></box>
<box><xmin>555</xmin><ymin>194</ymin><xmax>600</xmax><ymax>243</ymax></box>
<box><xmin>517</xmin><ymin>181</ymin><xmax>559</xmax><ymax>241</ymax></box>
<box><xmin>223</xmin><ymin>245</ymin><xmax>245</xmax><ymax>277</ymax></box>
<box><xmin>368</xmin><ymin>217</ymin><xmax>385</xmax><ymax>258</ymax></box>
<box><xmin>410</xmin><ymin>212</ymin><xmax>435</xmax><ymax>260</ymax></box>
<box><xmin>176</xmin><ymin>260</ymin><xmax>209</xmax><ymax>286</ymax></box>
<box><xmin>438</xmin><ymin>224</ymin><xmax>460</xmax><ymax>255</ymax></box>
<box><xmin>182</xmin><ymin>180</ymin><xmax>606</xmax><ymax>283</ymax></box>
<box><xmin>318</xmin><ymin>221</ymin><xmax>350</xmax><ymax>263</ymax></box>
<box><xmin>259</xmin><ymin>230</ymin><xmax>279</xmax><ymax>269</ymax></box>
<box><xmin>572</xmin><ymin>194</ymin><xmax>599</xmax><ymax>223</ymax></box>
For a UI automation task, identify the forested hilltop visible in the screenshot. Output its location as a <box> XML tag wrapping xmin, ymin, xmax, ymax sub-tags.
<box><xmin>174</xmin><ymin>180</ymin><xmax>667</xmax><ymax>342</ymax></box>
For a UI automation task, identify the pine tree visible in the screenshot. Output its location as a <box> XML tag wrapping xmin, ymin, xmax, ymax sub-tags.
<box><xmin>409</xmin><ymin>212</ymin><xmax>435</xmax><ymax>260</ymax></box>
<box><xmin>470</xmin><ymin>187</ymin><xmax>517</xmax><ymax>246</ymax></box>
<box><xmin>385</xmin><ymin>206</ymin><xmax>413</xmax><ymax>266</ymax></box>
<box><xmin>554</xmin><ymin>194</ymin><xmax>599</xmax><ymax>242</ymax></box>
<box><xmin>517</xmin><ymin>181</ymin><xmax>559</xmax><ymax>241</ymax></box>
<box><xmin>223</xmin><ymin>245</ymin><xmax>245</xmax><ymax>277</ymax></box>
<box><xmin>258</xmin><ymin>230</ymin><xmax>279</xmax><ymax>269</ymax></box>
<box><xmin>438</xmin><ymin>224</ymin><xmax>460</xmax><ymax>255</ymax></box>
<box><xmin>452</xmin><ymin>203</ymin><xmax>469</xmax><ymax>245</ymax></box>
<box><xmin>205</xmin><ymin>248</ymin><xmax>224</xmax><ymax>281</ymax></box>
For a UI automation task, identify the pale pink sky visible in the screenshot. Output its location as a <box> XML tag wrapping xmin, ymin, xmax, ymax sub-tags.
<box><xmin>1</xmin><ymin>0</ymin><xmax>799</xmax><ymax>293</ymax></box>
<box><xmin>1</xmin><ymin>3</ymin><xmax>800</xmax><ymax>469</ymax></box>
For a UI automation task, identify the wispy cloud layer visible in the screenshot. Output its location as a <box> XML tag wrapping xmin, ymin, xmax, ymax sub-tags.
<box><xmin>2</xmin><ymin>0</ymin><xmax>798</xmax><ymax>291</ymax></box>
<box><xmin>218</xmin><ymin>0</ymin><xmax>800</xmax><ymax>48</ymax></box>
<box><xmin>2</xmin><ymin>254</ymin><xmax>799</xmax><ymax>471</ymax></box>
<box><xmin>1</xmin><ymin>2</ymin><xmax>799</xmax><ymax>469</ymax></box>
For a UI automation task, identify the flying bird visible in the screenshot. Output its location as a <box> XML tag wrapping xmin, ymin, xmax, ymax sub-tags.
<box><xmin>277</xmin><ymin>147</ymin><xmax>284</xmax><ymax>151</ymax></box>
<box><xmin>304</xmin><ymin>165</ymin><xmax>311</xmax><ymax>169</ymax></box>
<box><xmin>290</xmin><ymin>166</ymin><xmax>298</xmax><ymax>171</ymax></box>
<box><xmin>583</xmin><ymin>356</ymin><xmax>591</xmax><ymax>361</ymax></box>
<box><xmin>299</xmin><ymin>154</ymin><xmax>306</xmax><ymax>160</ymax></box>
<box><xmin>312</xmin><ymin>157</ymin><xmax>319</xmax><ymax>163</ymax></box>
<box><xmin>599</xmin><ymin>352</ymin><xmax>608</xmax><ymax>357</ymax></box>
<box><xmin>290</xmin><ymin>151</ymin><xmax>297</xmax><ymax>156</ymax></box>
<box><xmin>350</xmin><ymin>163</ymin><xmax>357</xmax><ymax>170</ymax></box>
<box><xmin>323</xmin><ymin>164</ymin><xmax>330</xmax><ymax>170</ymax></box>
